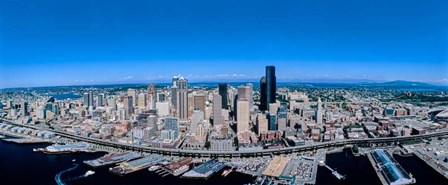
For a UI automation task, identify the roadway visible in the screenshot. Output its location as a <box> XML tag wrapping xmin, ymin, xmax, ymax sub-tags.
<box><xmin>2</xmin><ymin>118</ymin><xmax>447</xmax><ymax>158</ymax></box>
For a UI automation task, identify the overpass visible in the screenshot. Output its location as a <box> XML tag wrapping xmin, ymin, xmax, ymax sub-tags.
<box><xmin>2</xmin><ymin>118</ymin><xmax>447</xmax><ymax>158</ymax></box>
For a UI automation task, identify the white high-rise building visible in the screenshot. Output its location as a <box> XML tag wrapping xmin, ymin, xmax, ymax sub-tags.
<box><xmin>237</xmin><ymin>100</ymin><xmax>250</xmax><ymax>134</ymax></box>
<box><xmin>138</xmin><ymin>93</ymin><xmax>147</xmax><ymax>110</ymax></box>
<box><xmin>191</xmin><ymin>109</ymin><xmax>204</xmax><ymax>133</ymax></box>
<box><xmin>212</xmin><ymin>94</ymin><xmax>224</xmax><ymax>126</ymax></box>
<box><xmin>316</xmin><ymin>97</ymin><xmax>323</xmax><ymax>124</ymax></box>
<box><xmin>156</xmin><ymin>102</ymin><xmax>170</xmax><ymax>116</ymax></box>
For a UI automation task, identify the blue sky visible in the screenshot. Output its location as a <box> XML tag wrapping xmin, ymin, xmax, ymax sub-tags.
<box><xmin>1</xmin><ymin>0</ymin><xmax>447</xmax><ymax>88</ymax></box>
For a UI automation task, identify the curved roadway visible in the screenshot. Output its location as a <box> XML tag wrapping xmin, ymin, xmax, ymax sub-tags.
<box><xmin>2</xmin><ymin>118</ymin><xmax>448</xmax><ymax>157</ymax></box>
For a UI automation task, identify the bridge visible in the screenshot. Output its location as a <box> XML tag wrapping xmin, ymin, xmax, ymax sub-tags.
<box><xmin>2</xmin><ymin>118</ymin><xmax>447</xmax><ymax>158</ymax></box>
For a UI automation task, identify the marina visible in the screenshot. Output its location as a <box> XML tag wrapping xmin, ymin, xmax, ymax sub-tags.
<box><xmin>109</xmin><ymin>154</ymin><xmax>164</xmax><ymax>176</ymax></box>
<box><xmin>182</xmin><ymin>159</ymin><xmax>225</xmax><ymax>179</ymax></box>
<box><xmin>83</xmin><ymin>152</ymin><xmax>141</xmax><ymax>168</ymax></box>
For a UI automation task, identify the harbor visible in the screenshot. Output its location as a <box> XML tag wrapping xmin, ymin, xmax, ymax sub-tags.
<box><xmin>83</xmin><ymin>152</ymin><xmax>141</xmax><ymax>168</ymax></box>
<box><xmin>109</xmin><ymin>154</ymin><xmax>164</xmax><ymax>176</ymax></box>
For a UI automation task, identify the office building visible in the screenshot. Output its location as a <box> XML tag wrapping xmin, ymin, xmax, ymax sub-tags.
<box><xmin>88</xmin><ymin>91</ymin><xmax>94</xmax><ymax>109</ymax></box>
<box><xmin>260</xmin><ymin>76</ymin><xmax>267</xmax><ymax>111</ymax></box>
<box><xmin>97</xmin><ymin>93</ymin><xmax>104</xmax><ymax>107</ymax></box>
<box><xmin>266</xmin><ymin>66</ymin><xmax>276</xmax><ymax>111</ymax></box>
<box><xmin>218</xmin><ymin>83</ymin><xmax>228</xmax><ymax>109</ymax></box>
<box><xmin>257</xmin><ymin>112</ymin><xmax>268</xmax><ymax>135</ymax></box>
<box><xmin>176</xmin><ymin>77</ymin><xmax>188</xmax><ymax>121</ymax></box>
<box><xmin>148</xmin><ymin>84</ymin><xmax>156</xmax><ymax>110</ymax></box>
<box><xmin>213</xmin><ymin>94</ymin><xmax>224</xmax><ymax>126</ymax></box>
<box><xmin>193</xmin><ymin>94</ymin><xmax>206</xmax><ymax>115</ymax></box>
<box><xmin>83</xmin><ymin>93</ymin><xmax>89</xmax><ymax>107</ymax></box>
<box><xmin>165</xmin><ymin>117</ymin><xmax>179</xmax><ymax>139</ymax></box>
<box><xmin>316</xmin><ymin>97</ymin><xmax>323</xmax><ymax>124</ymax></box>
<box><xmin>138</xmin><ymin>93</ymin><xmax>147</xmax><ymax>109</ymax></box>
<box><xmin>237</xmin><ymin>100</ymin><xmax>250</xmax><ymax>134</ymax></box>
<box><xmin>127</xmin><ymin>89</ymin><xmax>137</xmax><ymax>107</ymax></box>
<box><xmin>21</xmin><ymin>102</ymin><xmax>28</xmax><ymax>116</ymax></box>
<box><xmin>124</xmin><ymin>96</ymin><xmax>134</xmax><ymax>119</ymax></box>
<box><xmin>191</xmin><ymin>109</ymin><xmax>204</xmax><ymax>133</ymax></box>
<box><xmin>268</xmin><ymin>113</ymin><xmax>277</xmax><ymax>131</ymax></box>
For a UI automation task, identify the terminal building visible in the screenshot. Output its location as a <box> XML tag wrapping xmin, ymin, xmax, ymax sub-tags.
<box><xmin>371</xmin><ymin>149</ymin><xmax>415</xmax><ymax>185</ymax></box>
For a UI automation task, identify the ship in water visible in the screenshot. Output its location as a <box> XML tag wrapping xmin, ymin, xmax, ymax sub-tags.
<box><xmin>182</xmin><ymin>159</ymin><xmax>225</xmax><ymax>180</ymax></box>
<box><xmin>85</xmin><ymin>170</ymin><xmax>95</xmax><ymax>177</ymax></box>
<box><xmin>34</xmin><ymin>142</ymin><xmax>89</xmax><ymax>154</ymax></box>
<box><xmin>221</xmin><ymin>167</ymin><xmax>234</xmax><ymax>177</ymax></box>
<box><xmin>84</xmin><ymin>152</ymin><xmax>141</xmax><ymax>168</ymax></box>
<box><xmin>109</xmin><ymin>154</ymin><xmax>164</xmax><ymax>176</ymax></box>
<box><xmin>148</xmin><ymin>165</ymin><xmax>160</xmax><ymax>172</ymax></box>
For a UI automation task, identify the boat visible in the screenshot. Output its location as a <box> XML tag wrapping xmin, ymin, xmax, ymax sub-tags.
<box><xmin>221</xmin><ymin>167</ymin><xmax>233</xmax><ymax>177</ymax></box>
<box><xmin>85</xmin><ymin>170</ymin><xmax>95</xmax><ymax>177</ymax></box>
<box><xmin>149</xmin><ymin>165</ymin><xmax>160</xmax><ymax>172</ymax></box>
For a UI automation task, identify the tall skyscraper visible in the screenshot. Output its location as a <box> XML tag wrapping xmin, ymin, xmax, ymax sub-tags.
<box><xmin>21</xmin><ymin>102</ymin><xmax>28</xmax><ymax>116</ymax></box>
<box><xmin>316</xmin><ymin>97</ymin><xmax>323</xmax><ymax>124</ymax></box>
<box><xmin>257</xmin><ymin>112</ymin><xmax>268</xmax><ymax>135</ymax></box>
<box><xmin>218</xmin><ymin>83</ymin><xmax>228</xmax><ymax>109</ymax></box>
<box><xmin>268</xmin><ymin>113</ymin><xmax>277</xmax><ymax>131</ymax></box>
<box><xmin>176</xmin><ymin>77</ymin><xmax>188</xmax><ymax>121</ymax></box>
<box><xmin>89</xmin><ymin>91</ymin><xmax>94</xmax><ymax>108</ymax></box>
<box><xmin>165</xmin><ymin>117</ymin><xmax>179</xmax><ymax>139</ymax></box>
<box><xmin>127</xmin><ymin>89</ymin><xmax>137</xmax><ymax>107</ymax></box>
<box><xmin>97</xmin><ymin>93</ymin><xmax>104</xmax><ymax>107</ymax></box>
<box><xmin>237</xmin><ymin>85</ymin><xmax>250</xmax><ymax>101</ymax></box>
<box><xmin>259</xmin><ymin>76</ymin><xmax>267</xmax><ymax>111</ymax></box>
<box><xmin>171</xmin><ymin>86</ymin><xmax>177</xmax><ymax>107</ymax></box>
<box><xmin>172</xmin><ymin>76</ymin><xmax>179</xmax><ymax>87</ymax></box>
<box><xmin>266</xmin><ymin>66</ymin><xmax>276</xmax><ymax>111</ymax></box>
<box><xmin>147</xmin><ymin>84</ymin><xmax>156</xmax><ymax>110</ymax></box>
<box><xmin>213</xmin><ymin>94</ymin><xmax>224</xmax><ymax>126</ymax></box>
<box><xmin>237</xmin><ymin>100</ymin><xmax>250</xmax><ymax>134</ymax></box>
<box><xmin>138</xmin><ymin>93</ymin><xmax>147</xmax><ymax>109</ymax></box>
<box><xmin>124</xmin><ymin>96</ymin><xmax>134</xmax><ymax>119</ymax></box>
<box><xmin>246</xmin><ymin>83</ymin><xmax>254</xmax><ymax>110</ymax></box>
<box><xmin>191</xmin><ymin>109</ymin><xmax>203</xmax><ymax>133</ymax></box>
<box><xmin>193</xmin><ymin>94</ymin><xmax>206</xmax><ymax>114</ymax></box>
<box><xmin>83</xmin><ymin>93</ymin><xmax>89</xmax><ymax>107</ymax></box>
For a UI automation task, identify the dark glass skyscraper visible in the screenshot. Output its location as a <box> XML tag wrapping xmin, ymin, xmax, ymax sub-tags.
<box><xmin>259</xmin><ymin>76</ymin><xmax>267</xmax><ymax>111</ymax></box>
<box><xmin>218</xmin><ymin>83</ymin><xmax>228</xmax><ymax>109</ymax></box>
<box><xmin>266</xmin><ymin>66</ymin><xmax>276</xmax><ymax>111</ymax></box>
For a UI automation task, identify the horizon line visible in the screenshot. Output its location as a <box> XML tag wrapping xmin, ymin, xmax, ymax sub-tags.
<box><xmin>1</xmin><ymin>79</ymin><xmax>447</xmax><ymax>90</ymax></box>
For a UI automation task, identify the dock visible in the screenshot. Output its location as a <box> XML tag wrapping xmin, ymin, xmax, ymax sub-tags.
<box><xmin>109</xmin><ymin>154</ymin><xmax>164</xmax><ymax>176</ymax></box>
<box><xmin>2</xmin><ymin>138</ymin><xmax>51</xmax><ymax>144</ymax></box>
<box><xmin>368</xmin><ymin>149</ymin><xmax>415</xmax><ymax>185</ymax></box>
<box><xmin>367</xmin><ymin>152</ymin><xmax>389</xmax><ymax>185</ymax></box>
<box><xmin>182</xmin><ymin>159</ymin><xmax>225</xmax><ymax>179</ymax></box>
<box><xmin>324</xmin><ymin>165</ymin><xmax>345</xmax><ymax>180</ymax></box>
<box><xmin>413</xmin><ymin>148</ymin><xmax>448</xmax><ymax>179</ymax></box>
<box><xmin>84</xmin><ymin>152</ymin><xmax>141</xmax><ymax>168</ymax></box>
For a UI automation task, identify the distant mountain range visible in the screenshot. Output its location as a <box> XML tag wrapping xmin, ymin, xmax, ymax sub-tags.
<box><xmin>358</xmin><ymin>80</ymin><xmax>435</xmax><ymax>87</ymax></box>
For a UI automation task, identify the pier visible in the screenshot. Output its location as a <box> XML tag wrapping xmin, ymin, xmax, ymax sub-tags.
<box><xmin>324</xmin><ymin>165</ymin><xmax>345</xmax><ymax>180</ymax></box>
<box><xmin>368</xmin><ymin>149</ymin><xmax>415</xmax><ymax>185</ymax></box>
